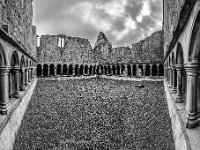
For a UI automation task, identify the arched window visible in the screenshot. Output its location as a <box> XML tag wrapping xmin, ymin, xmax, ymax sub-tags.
<box><xmin>127</xmin><ymin>64</ymin><xmax>131</xmax><ymax>76</ymax></box>
<box><xmin>159</xmin><ymin>64</ymin><xmax>164</xmax><ymax>76</ymax></box>
<box><xmin>43</xmin><ymin>64</ymin><xmax>48</xmax><ymax>77</ymax></box>
<box><xmin>117</xmin><ymin>64</ymin><xmax>120</xmax><ymax>75</ymax></box>
<box><xmin>57</xmin><ymin>64</ymin><xmax>62</xmax><ymax>75</ymax></box>
<box><xmin>132</xmin><ymin>64</ymin><xmax>137</xmax><ymax>76</ymax></box>
<box><xmin>85</xmin><ymin>65</ymin><xmax>88</xmax><ymax>75</ymax></box>
<box><xmin>152</xmin><ymin>64</ymin><xmax>157</xmax><ymax>76</ymax></box>
<box><xmin>112</xmin><ymin>65</ymin><xmax>115</xmax><ymax>75</ymax></box>
<box><xmin>89</xmin><ymin>65</ymin><xmax>93</xmax><ymax>75</ymax></box>
<box><xmin>63</xmin><ymin>64</ymin><xmax>67</xmax><ymax>75</ymax></box>
<box><xmin>80</xmin><ymin>65</ymin><xmax>84</xmax><ymax>75</ymax></box>
<box><xmin>75</xmin><ymin>65</ymin><xmax>79</xmax><ymax>76</ymax></box>
<box><xmin>145</xmin><ymin>64</ymin><xmax>150</xmax><ymax>76</ymax></box>
<box><xmin>37</xmin><ymin>64</ymin><xmax>42</xmax><ymax>76</ymax></box>
<box><xmin>138</xmin><ymin>64</ymin><xmax>143</xmax><ymax>76</ymax></box>
<box><xmin>69</xmin><ymin>64</ymin><xmax>73</xmax><ymax>75</ymax></box>
<box><xmin>50</xmin><ymin>64</ymin><xmax>55</xmax><ymax>76</ymax></box>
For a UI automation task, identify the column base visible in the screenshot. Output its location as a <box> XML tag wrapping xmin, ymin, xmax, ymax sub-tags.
<box><xmin>14</xmin><ymin>92</ymin><xmax>20</xmax><ymax>98</ymax></box>
<box><xmin>175</xmin><ymin>95</ymin><xmax>183</xmax><ymax>103</ymax></box>
<box><xmin>20</xmin><ymin>86</ymin><xmax>25</xmax><ymax>91</ymax></box>
<box><xmin>172</xmin><ymin>88</ymin><xmax>177</xmax><ymax>93</ymax></box>
<box><xmin>25</xmin><ymin>82</ymin><xmax>28</xmax><ymax>86</ymax></box>
<box><xmin>186</xmin><ymin>113</ymin><xmax>199</xmax><ymax>129</ymax></box>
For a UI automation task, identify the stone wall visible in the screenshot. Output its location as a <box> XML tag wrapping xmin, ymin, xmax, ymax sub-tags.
<box><xmin>0</xmin><ymin>0</ymin><xmax>37</xmax><ymax>58</ymax></box>
<box><xmin>37</xmin><ymin>35</ymin><xmax>94</xmax><ymax>64</ymax></box>
<box><xmin>163</xmin><ymin>0</ymin><xmax>185</xmax><ymax>56</ymax></box>
<box><xmin>133</xmin><ymin>30</ymin><xmax>164</xmax><ymax>63</ymax></box>
<box><xmin>37</xmin><ymin>30</ymin><xmax>164</xmax><ymax>65</ymax></box>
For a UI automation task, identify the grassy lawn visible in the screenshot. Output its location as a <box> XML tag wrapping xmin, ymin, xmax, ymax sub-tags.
<box><xmin>14</xmin><ymin>78</ymin><xmax>175</xmax><ymax>150</ymax></box>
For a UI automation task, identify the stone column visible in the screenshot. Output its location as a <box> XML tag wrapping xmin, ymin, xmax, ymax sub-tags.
<box><xmin>157</xmin><ymin>64</ymin><xmax>160</xmax><ymax>76</ymax></box>
<box><xmin>185</xmin><ymin>62</ymin><xmax>199</xmax><ymax>128</ymax></box>
<box><xmin>54</xmin><ymin>66</ymin><xmax>57</xmax><ymax>76</ymax></box>
<box><xmin>143</xmin><ymin>66</ymin><xmax>146</xmax><ymax>76</ymax></box>
<box><xmin>9</xmin><ymin>71</ymin><xmax>13</xmax><ymax>97</ymax></box>
<box><xmin>0</xmin><ymin>67</ymin><xmax>9</xmax><ymax>115</ymax></box>
<box><xmin>20</xmin><ymin>68</ymin><xmax>25</xmax><ymax>91</ymax></box>
<box><xmin>13</xmin><ymin>67</ymin><xmax>20</xmax><ymax>98</ymax></box>
<box><xmin>150</xmin><ymin>65</ymin><xmax>152</xmax><ymax>76</ymax></box>
<box><xmin>172</xmin><ymin>66</ymin><xmax>177</xmax><ymax>93</ymax></box>
<box><xmin>169</xmin><ymin>67</ymin><xmax>173</xmax><ymax>88</ymax></box>
<box><xmin>176</xmin><ymin>64</ymin><xmax>183</xmax><ymax>103</ymax></box>
<box><xmin>124</xmin><ymin>65</ymin><xmax>128</xmax><ymax>76</ymax></box>
<box><xmin>41</xmin><ymin>66</ymin><xmax>43</xmax><ymax>77</ymax></box>
<box><xmin>73</xmin><ymin>66</ymin><xmax>75</xmax><ymax>76</ymax></box>
<box><xmin>25</xmin><ymin>68</ymin><xmax>29</xmax><ymax>85</ymax></box>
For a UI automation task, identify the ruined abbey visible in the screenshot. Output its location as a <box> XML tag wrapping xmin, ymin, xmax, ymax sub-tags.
<box><xmin>0</xmin><ymin>0</ymin><xmax>200</xmax><ymax>150</ymax></box>
<box><xmin>36</xmin><ymin>30</ymin><xmax>164</xmax><ymax>77</ymax></box>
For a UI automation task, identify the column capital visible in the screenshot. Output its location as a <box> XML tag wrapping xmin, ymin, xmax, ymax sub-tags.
<box><xmin>0</xmin><ymin>66</ymin><xmax>9</xmax><ymax>74</ymax></box>
<box><xmin>185</xmin><ymin>62</ymin><xmax>199</xmax><ymax>76</ymax></box>
<box><xmin>175</xmin><ymin>64</ymin><xmax>183</xmax><ymax>71</ymax></box>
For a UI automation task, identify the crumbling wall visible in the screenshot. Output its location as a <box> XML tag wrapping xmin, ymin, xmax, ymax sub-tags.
<box><xmin>163</xmin><ymin>0</ymin><xmax>185</xmax><ymax>56</ymax></box>
<box><xmin>133</xmin><ymin>30</ymin><xmax>164</xmax><ymax>63</ymax></box>
<box><xmin>37</xmin><ymin>35</ymin><xmax>94</xmax><ymax>64</ymax></box>
<box><xmin>0</xmin><ymin>0</ymin><xmax>37</xmax><ymax>58</ymax></box>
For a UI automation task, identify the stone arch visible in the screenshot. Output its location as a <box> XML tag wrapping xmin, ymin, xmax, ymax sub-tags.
<box><xmin>132</xmin><ymin>64</ymin><xmax>137</xmax><ymax>76</ymax></box>
<box><xmin>159</xmin><ymin>64</ymin><xmax>164</xmax><ymax>76</ymax></box>
<box><xmin>152</xmin><ymin>64</ymin><xmax>157</xmax><ymax>76</ymax></box>
<box><xmin>107</xmin><ymin>65</ymin><xmax>111</xmax><ymax>75</ymax></box>
<box><xmin>127</xmin><ymin>64</ymin><xmax>131</xmax><ymax>76</ymax></box>
<box><xmin>93</xmin><ymin>65</ymin><xmax>96</xmax><ymax>75</ymax></box>
<box><xmin>138</xmin><ymin>64</ymin><xmax>143</xmax><ymax>76</ymax></box>
<box><xmin>19</xmin><ymin>56</ymin><xmax>25</xmax><ymax>91</ymax></box>
<box><xmin>104</xmin><ymin>65</ymin><xmax>107</xmax><ymax>75</ymax></box>
<box><xmin>50</xmin><ymin>64</ymin><xmax>55</xmax><ymax>76</ymax></box>
<box><xmin>0</xmin><ymin>42</ymin><xmax>7</xmax><ymax>66</ymax></box>
<box><xmin>89</xmin><ymin>65</ymin><xmax>93</xmax><ymax>75</ymax></box>
<box><xmin>145</xmin><ymin>64</ymin><xmax>150</xmax><ymax>76</ymax></box>
<box><xmin>69</xmin><ymin>64</ymin><xmax>73</xmax><ymax>75</ymax></box>
<box><xmin>112</xmin><ymin>64</ymin><xmax>116</xmax><ymax>75</ymax></box>
<box><xmin>11</xmin><ymin>51</ymin><xmax>19</xmax><ymax>68</ymax></box>
<box><xmin>121</xmin><ymin>64</ymin><xmax>125</xmax><ymax>75</ymax></box>
<box><xmin>37</xmin><ymin>64</ymin><xmax>42</xmax><ymax>76</ymax></box>
<box><xmin>189</xmin><ymin>11</ymin><xmax>200</xmax><ymax>62</ymax></box>
<box><xmin>63</xmin><ymin>64</ymin><xmax>67</xmax><ymax>75</ymax></box>
<box><xmin>43</xmin><ymin>64</ymin><xmax>48</xmax><ymax>77</ymax></box>
<box><xmin>116</xmin><ymin>64</ymin><xmax>121</xmax><ymax>75</ymax></box>
<box><xmin>79</xmin><ymin>64</ymin><xmax>84</xmax><ymax>75</ymax></box>
<box><xmin>176</xmin><ymin>43</ymin><xmax>184</xmax><ymax>65</ymax></box>
<box><xmin>84</xmin><ymin>65</ymin><xmax>88</xmax><ymax>75</ymax></box>
<box><xmin>75</xmin><ymin>64</ymin><xmax>79</xmax><ymax>76</ymax></box>
<box><xmin>57</xmin><ymin>64</ymin><xmax>62</xmax><ymax>75</ymax></box>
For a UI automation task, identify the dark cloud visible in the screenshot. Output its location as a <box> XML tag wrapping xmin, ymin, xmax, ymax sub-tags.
<box><xmin>33</xmin><ymin>0</ymin><xmax>163</xmax><ymax>47</ymax></box>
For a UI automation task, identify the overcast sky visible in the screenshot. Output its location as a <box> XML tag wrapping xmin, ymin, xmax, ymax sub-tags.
<box><xmin>33</xmin><ymin>0</ymin><xmax>163</xmax><ymax>47</ymax></box>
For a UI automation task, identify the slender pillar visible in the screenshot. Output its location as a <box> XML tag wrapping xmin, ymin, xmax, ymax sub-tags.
<box><xmin>172</xmin><ymin>66</ymin><xmax>177</xmax><ymax>92</ymax></box>
<box><xmin>41</xmin><ymin>66</ymin><xmax>43</xmax><ymax>77</ymax></box>
<box><xmin>157</xmin><ymin>64</ymin><xmax>160</xmax><ymax>76</ymax></box>
<box><xmin>169</xmin><ymin>67</ymin><xmax>173</xmax><ymax>88</ymax></box>
<box><xmin>20</xmin><ymin>68</ymin><xmax>25</xmax><ymax>91</ymax></box>
<box><xmin>9</xmin><ymin>70</ymin><xmax>13</xmax><ymax>97</ymax></box>
<box><xmin>73</xmin><ymin>66</ymin><xmax>75</xmax><ymax>76</ymax></box>
<box><xmin>176</xmin><ymin>64</ymin><xmax>183</xmax><ymax>103</ymax></box>
<box><xmin>0</xmin><ymin>67</ymin><xmax>9</xmax><ymax>115</ymax></box>
<box><xmin>124</xmin><ymin>65</ymin><xmax>128</xmax><ymax>76</ymax></box>
<box><xmin>185</xmin><ymin>62</ymin><xmax>199</xmax><ymax>128</ymax></box>
<box><xmin>150</xmin><ymin>65</ymin><xmax>152</xmax><ymax>76</ymax></box>
<box><xmin>13</xmin><ymin>67</ymin><xmax>20</xmax><ymax>98</ymax></box>
<box><xmin>25</xmin><ymin>68</ymin><xmax>29</xmax><ymax>85</ymax></box>
<box><xmin>143</xmin><ymin>66</ymin><xmax>146</xmax><ymax>76</ymax></box>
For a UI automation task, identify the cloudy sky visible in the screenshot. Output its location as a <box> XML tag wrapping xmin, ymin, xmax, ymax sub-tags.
<box><xmin>33</xmin><ymin>0</ymin><xmax>163</xmax><ymax>47</ymax></box>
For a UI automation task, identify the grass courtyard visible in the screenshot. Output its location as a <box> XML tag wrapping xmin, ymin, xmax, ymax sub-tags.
<box><xmin>13</xmin><ymin>78</ymin><xmax>175</xmax><ymax>150</ymax></box>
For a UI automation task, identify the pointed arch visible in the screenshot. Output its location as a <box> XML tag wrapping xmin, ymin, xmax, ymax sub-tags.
<box><xmin>57</xmin><ymin>64</ymin><xmax>62</xmax><ymax>75</ymax></box>
<box><xmin>63</xmin><ymin>64</ymin><xmax>67</xmax><ymax>75</ymax></box>
<box><xmin>145</xmin><ymin>64</ymin><xmax>150</xmax><ymax>76</ymax></box>
<box><xmin>75</xmin><ymin>64</ymin><xmax>79</xmax><ymax>76</ymax></box>
<box><xmin>50</xmin><ymin>64</ymin><xmax>55</xmax><ymax>76</ymax></box>
<box><xmin>43</xmin><ymin>64</ymin><xmax>48</xmax><ymax>77</ymax></box>
<box><xmin>152</xmin><ymin>64</ymin><xmax>157</xmax><ymax>76</ymax></box>
<box><xmin>159</xmin><ymin>64</ymin><xmax>164</xmax><ymax>76</ymax></box>
<box><xmin>37</xmin><ymin>64</ymin><xmax>42</xmax><ymax>76</ymax></box>
<box><xmin>0</xmin><ymin>42</ymin><xmax>7</xmax><ymax>66</ymax></box>
<box><xmin>11</xmin><ymin>51</ymin><xmax>19</xmax><ymax>68</ymax></box>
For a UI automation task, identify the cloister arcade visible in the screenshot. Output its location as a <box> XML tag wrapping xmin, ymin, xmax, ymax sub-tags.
<box><xmin>0</xmin><ymin>42</ymin><xmax>37</xmax><ymax>115</ymax></box>
<box><xmin>164</xmin><ymin>3</ymin><xmax>200</xmax><ymax>128</ymax></box>
<box><xmin>37</xmin><ymin>63</ymin><xmax>164</xmax><ymax>77</ymax></box>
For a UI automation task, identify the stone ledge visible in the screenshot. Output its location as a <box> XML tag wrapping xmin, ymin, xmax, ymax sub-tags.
<box><xmin>0</xmin><ymin>79</ymin><xmax>37</xmax><ymax>150</ymax></box>
<box><xmin>164</xmin><ymin>80</ymin><xmax>191</xmax><ymax>150</ymax></box>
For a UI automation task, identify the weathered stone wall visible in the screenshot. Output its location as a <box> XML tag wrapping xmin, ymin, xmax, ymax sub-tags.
<box><xmin>133</xmin><ymin>30</ymin><xmax>164</xmax><ymax>63</ymax></box>
<box><xmin>37</xmin><ymin>35</ymin><xmax>94</xmax><ymax>64</ymax></box>
<box><xmin>0</xmin><ymin>0</ymin><xmax>37</xmax><ymax>58</ymax></box>
<box><xmin>38</xmin><ymin>30</ymin><xmax>163</xmax><ymax>65</ymax></box>
<box><xmin>163</xmin><ymin>0</ymin><xmax>185</xmax><ymax>56</ymax></box>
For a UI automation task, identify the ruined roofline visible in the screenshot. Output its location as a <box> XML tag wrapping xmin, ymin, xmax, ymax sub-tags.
<box><xmin>132</xmin><ymin>30</ymin><xmax>163</xmax><ymax>47</ymax></box>
<box><xmin>39</xmin><ymin>34</ymin><xmax>90</xmax><ymax>42</ymax></box>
